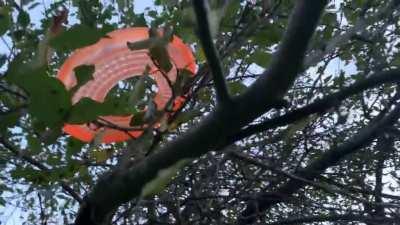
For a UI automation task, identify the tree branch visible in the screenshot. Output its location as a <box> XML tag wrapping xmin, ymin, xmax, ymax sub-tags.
<box><xmin>192</xmin><ymin>0</ymin><xmax>231</xmax><ymax>104</ymax></box>
<box><xmin>238</xmin><ymin>101</ymin><xmax>400</xmax><ymax>224</ymax></box>
<box><xmin>74</xmin><ymin>1</ymin><xmax>327</xmax><ymax>224</ymax></box>
<box><xmin>0</xmin><ymin>136</ymin><xmax>83</xmax><ymax>204</ymax></box>
<box><xmin>304</xmin><ymin>0</ymin><xmax>400</xmax><ymax>67</ymax></box>
<box><xmin>230</xmin><ymin>151</ymin><xmax>400</xmax><ymax>212</ymax></box>
<box><xmin>231</xmin><ymin>69</ymin><xmax>400</xmax><ymax>142</ymax></box>
<box><xmin>265</xmin><ymin>213</ymin><xmax>398</xmax><ymax>225</ymax></box>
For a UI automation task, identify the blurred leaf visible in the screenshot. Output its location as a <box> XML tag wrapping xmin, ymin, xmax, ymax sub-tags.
<box><xmin>27</xmin><ymin>135</ymin><xmax>42</xmax><ymax>155</ymax></box>
<box><xmin>66</xmin><ymin>138</ymin><xmax>85</xmax><ymax>159</ymax></box>
<box><xmin>90</xmin><ymin>148</ymin><xmax>113</xmax><ymax>163</ymax></box>
<box><xmin>283</xmin><ymin>114</ymin><xmax>317</xmax><ymax>143</ymax></box>
<box><xmin>67</xmin><ymin>98</ymin><xmax>106</xmax><ymax>124</ymax></box>
<box><xmin>17</xmin><ymin>11</ymin><xmax>30</xmax><ymax>27</ymax></box>
<box><xmin>228</xmin><ymin>81</ymin><xmax>247</xmax><ymax>96</ymax></box>
<box><xmin>169</xmin><ymin>109</ymin><xmax>202</xmax><ymax>131</ymax></box>
<box><xmin>141</xmin><ymin>159</ymin><xmax>190</xmax><ymax>197</ymax></box>
<box><xmin>252</xmin><ymin>25</ymin><xmax>282</xmax><ymax>46</ymax></box>
<box><xmin>0</xmin><ymin>6</ymin><xmax>11</xmax><ymax>36</ymax></box>
<box><xmin>40</xmin><ymin>125</ymin><xmax>63</xmax><ymax>145</ymax></box>
<box><xmin>220</xmin><ymin>0</ymin><xmax>240</xmax><ymax>29</ymax></box>
<box><xmin>248</xmin><ymin>50</ymin><xmax>271</xmax><ymax>68</ymax></box>
<box><xmin>68</xmin><ymin>96</ymin><xmax>137</xmax><ymax>124</ymax></box>
<box><xmin>130</xmin><ymin>111</ymin><xmax>146</xmax><ymax>126</ymax></box>
<box><xmin>0</xmin><ymin>111</ymin><xmax>20</xmax><ymax>131</ymax></box>
<box><xmin>73</xmin><ymin>65</ymin><xmax>95</xmax><ymax>90</ymax></box>
<box><xmin>49</xmin><ymin>24</ymin><xmax>113</xmax><ymax>51</ymax></box>
<box><xmin>6</xmin><ymin>64</ymin><xmax>71</xmax><ymax>127</ymax></box>
<box><xmin>134</xmin><ymin>13</ymin><xmax>147</xmax><ymax>26</ymax></box>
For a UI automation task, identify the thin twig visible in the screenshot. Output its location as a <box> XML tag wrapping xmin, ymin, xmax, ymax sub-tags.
<box><xmin>0</xmin><ymin>136</ymin><xmax>83</xmax><ymax>203</ymax></box>
<box><xmin>192</xmin><ymin>0</ymin><xmax>231</xmax><ymax>105</ymax></box>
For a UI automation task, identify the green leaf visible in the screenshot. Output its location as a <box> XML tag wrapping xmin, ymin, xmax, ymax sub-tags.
<box><xmin>173</xmin><ymin>69</ymin><xmax>193</xmax><ymax>96</ymax></box>
<box><xmin>252</xmin><ymin>25</ymin><xmax>282</xmax><ymax>46</ymax></box>
<box><xmin>228</xmin><ymin>81</ymin><xmax>247</xmax><ymax>96</ymax></box>
<box><xmin>17</xmin><ymin>11</ymin><xmax>30</xmax><ymax>27</ymax></box>
<box><xmin>220</xmin><ymin>1</ymin><xmax>240</xmax><ymax>31</ymax></box>
<box><xmin>67</xmin><ymin>98</ymin><xmax>106</xmax><ymax>124</ymax></box>
<box><xmin>283</xmin><ymin>114</ymin><xmax>317</xmax><ymax>144</ymax></box>
<box><xmin>0</xmin><ymin>111</ymin><xmax>20</xmax><ymax>131</ymax></box>
<box><xmin>68</xmin><ymin>96</ymin><xmax>137</xmax><ymax>124</ymax></box>
<box><xmin>0</xmin><ymin>6</ymin><xmax>11</xmax><ymax>36</ymax></box>
<box><xmin>37</xmin><ymin>124</ymin><xmax>63</xmax><ymax>145</ymax></box>
<box><xmin>129</xmin><ymin>111</ymin><xmax>146</xmax><ymax>126</ymax></box>
<box><xmin>248</xmin><ymin>50</ymin><xmax>271</xmax><ymax>68</ymax></box>
<box><xmin>6</xmin><ymin>65</ymin><xmax>71</xmax><ymax>127</ymax></box>
<box><xmin>134</xmin><ymin>13</ymin><xmax>147</xmax><ymax>26</ymax></box>
<box><xmin>73</xmin><ymin>65</ymin><xmax>95</xmax><ymax>90</ymax></box>
<box><xmin>168</xmin><ymin>109</ymin><xmax>202</xmax><ymax>131</ymax></box>
<box><xmin>49</xmin><ymin>24</ymin><xmax>113</xmax><ymax>51</ymax></box>
<box><xmin>90</xmin><ymin>148</ymin><xmax>113</xmax><ymax>163</ymax></box>
<box><xmin>141</xmin><ymin>159</ymin><xmax>190</xmax><ymax>197</ymax></box>
<box><xmin>27</xmin><ymin>135</ymin><xmax>42</xmax><ymax>155</ymax></box>
<box><xmin>66</xmin><ymin>138</ymin><xmax>85</xmax><ymax>159</ymax></box>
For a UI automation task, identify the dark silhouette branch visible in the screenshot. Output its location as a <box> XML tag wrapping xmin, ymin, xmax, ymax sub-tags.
<box><xmin>192</xmin><ymin>0</ymin><xmax>231</xmax><ymax>105</ymax></box>
<box><xmin>230</xmin><ymin>151</ymin><xmax>400</xmax><ymax>211</ymax></box>
<box><xmin>265</xmin><ymin>213</ymin><xmax>398</xmax><ymax>225</ymax></box>
<box><xmin>230</xmin><ymin>69</ymin><xmax>400</xmax><ymax>142</ymax></box>
<box><xmin>74</xmin><ymin>1</ymin><xmax>328</xmax><ymax>224</ymax></box>
<box><xmin>238</xmin><ymin>101</ymin><xmax>400</xmax><ymax>224</ymax></box>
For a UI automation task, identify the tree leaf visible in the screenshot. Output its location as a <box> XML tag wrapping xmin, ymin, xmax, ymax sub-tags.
<box><xmin>68</xmin><ymin>96</ymin><xmax>137</xmax><ymax>124</ymax></box>
<box><xmin>66</xmin><ymin>138</ymin><xmax>85</xmax><ymax>159</ymax></box>
<box><xmin>49</xmin><ymin>24</ymin><xmax>113</xmax><ymax>51</ymax></box>
<box><xmin>7</xmin><ymin>65</ymin><xmax>71</xmax><ymax>127</ymax></box>
<box><xmin>67</xmin><ymin>98</ymin><xmax>106</xmax><ymax>124</ymax></box>
<box><xmin>0</xmin><ymin>111</ymin><xmax>20</xmax><ymax>131</ymax></box>
<box><xmin>73</xmin><ymin>65</ymin><xmax>95</xmax><ymax>90</ymax></box>
<box><xmin>27</xmin><ymin>135</ymin><xmax>42</xmax><ymax>154</ymax></box>
<box><xmin>228</xmin><ymin>81</ymin><xmax>247</xmax><ymax>96</ymax></box>
<box><xmin>0</xmin><ymin>6</ymin><xmax>11</xmax><ymax>36</ymax></box>
<box><xmin>90</xmin><ymin>148</ymin><xmax>113</xmax><ymax>163</ymax></box>
<box><xmin>168</xmin><ymin>109</ymin><xmax>202</xmax><ymax>131</ymax></box>
<box><xmin>248</xmin><ymin>50</ymin><xmax>271</xmax><ymax>68</ymax></box>
<box><xmin>141</xmin><ymin>159</ymin><xmax>190</xmax><ymax>197</ymax></box>
<box><xmin>17</xmin><ymin>11</ymin><xmax>30</xmax><ymax>27</ymax></box>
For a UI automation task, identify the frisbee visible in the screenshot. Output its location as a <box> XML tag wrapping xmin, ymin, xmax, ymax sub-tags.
<box><xmin>57</xmin><ymin>27</ymin><xmax>196</xmax><ymax>143</ymax></box>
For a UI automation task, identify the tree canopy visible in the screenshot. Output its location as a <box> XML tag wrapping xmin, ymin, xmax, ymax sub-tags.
<box><xmin>1</xmin><ymin>0</ymin><xmax>400</xmax><ymax>225</ymax></box>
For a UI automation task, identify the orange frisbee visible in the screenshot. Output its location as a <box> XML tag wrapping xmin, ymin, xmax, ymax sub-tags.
<box><xmin>57</xmin><ymin>27</ymin><xmax>196</xmax><ymax>143</ymax></box>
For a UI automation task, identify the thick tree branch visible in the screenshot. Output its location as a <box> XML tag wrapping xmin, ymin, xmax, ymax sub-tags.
<box><xmin>238</xmin><ymin>101</ymin><xmax>400</xmax><ymax>224</ymax></box>
<box><xmin>192</xmin><ymin>0</ymin><xmax>231</xmax><ymax>104</ymax></box>
<box><xmin>0</xmin><ymin>136</ymin><xmax>83</xmax><ymax>204</ymax></box>
<box><xmin>74</xmin><ymin>1</ymin><xmax>327</xmax><ymax>224</ymax></box>
<box><xmin>231</xmin><ymin>69</ymin><xmax>400</xmax><ymax>142</ymax></box>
